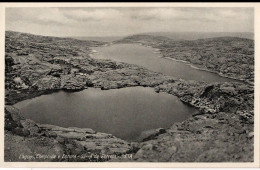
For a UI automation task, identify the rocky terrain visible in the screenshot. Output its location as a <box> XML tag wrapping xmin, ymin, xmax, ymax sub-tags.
<box><xmin>115</xmin><ymin>34</ymin><xmax>254</xmax><ymax>84</ymax></box>
<box><xmin>5</xmin><ymin>31</ymin><xmax>254</xmax><ymax>162</ymax></box>
<box><xmin>139</xmin><ymin>32</ymin><xmax>254</xmax><ymax>40</ymax></box>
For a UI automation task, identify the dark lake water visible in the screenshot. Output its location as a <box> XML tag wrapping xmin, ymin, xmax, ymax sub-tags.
<box><xmin>14</xmin><ymin>87</ymin><xmax>197</xmax><ymax>141</ymax></box>
<box><xmin>91</xmin><ymin>44</ymin><xmax>236</xmax><ymax>82</ymax></box>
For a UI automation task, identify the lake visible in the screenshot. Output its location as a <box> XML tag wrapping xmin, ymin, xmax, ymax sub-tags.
<box><xmin>13</xmin><ymin>43</ymin><xmax>234</xmax><ymax>142</ymax></box>
<box><xmin>91</xmin><ymin>43</ymin><xmax>236</xmax><ymax>82</ymax></box>
<box><xmin>14</xmin><ymin>87</ymin><xmax>197</xmax><ymax>141</ymax></box>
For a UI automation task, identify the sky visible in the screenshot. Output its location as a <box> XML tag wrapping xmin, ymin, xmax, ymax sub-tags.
<box><xmin>5</xmin><ymin>7</ymin><xmax>254</xmax><ymax>37</ymax></box>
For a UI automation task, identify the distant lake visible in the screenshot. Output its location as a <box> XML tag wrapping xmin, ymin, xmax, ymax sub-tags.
<box><xmin>91</xmin><ymin>44</ymin><xmax>237</xmax><ymax>82</ymax></box>
<box><xmin>14</xmin><ymin>87</ymin><xmax>197</xmax><ymax>141</ymax></box>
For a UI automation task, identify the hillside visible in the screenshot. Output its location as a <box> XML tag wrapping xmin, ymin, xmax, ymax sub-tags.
<box><xmin>115</xmin><ymin>35</ymin><xmax>254</xmax><ymax>84</ymax></box>
<box><xmin>5</xmin><ymin>31</ymin><xmax>254</xmax><ymax>162</ymax></box>
<box><xmin>70</xmin><ymin>36</ymin><xmax>124</xmax><ymax>42</ymax></box>
<box><xmin>141</xmin><ymin>32</ymin><xmax>254</xmax><ymax>40</ymax></box>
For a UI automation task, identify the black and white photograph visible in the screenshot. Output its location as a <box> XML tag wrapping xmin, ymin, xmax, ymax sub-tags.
<box><xmin>1</xmin><ymin>3</ymin><xmax>259</xmax><ymax>167</ymax></box>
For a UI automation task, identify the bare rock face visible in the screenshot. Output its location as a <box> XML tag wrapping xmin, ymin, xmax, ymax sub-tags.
<box><xmin>68</xmin><ymin>127</ymin><xmax>96</xmax><ymax>134</ymax></box>
<box><xmin>130</xmin><ymin>113</ymin><xmax>253</xmax><ymax>162</ymax></box>
<box><xmin>137</xmin><ymin>128</ymin><xmax>166</xmax><ymax>142</ymax></box>
<box><xmin>5</xmin><ymin>132</ymin><xmax>65</xmax><ymax>162</ymax></box>
<box><xmin>38</xmin><ymin>124</ymin><xmax>96</xmax><ymax>134</ymax></box>
<box><xmin>72</xmin><ymin>137</ymin><xmax>131</xmax><ymax>155</ymax></box>
<box><xmin>5</xmin><ymin>106</ymin><xmax>41</xmax><ymax>137</ymax></box>
<box><xmin>32</xmin><ymin>76</ymin><xmax>61</xmax><ymax>90</ymax></box>
<box><xmin>60</xmin><ymin>74</ymin><xmax>86</xmax><ymax>91</ymax></box>
<box><xmin>5</xmin><ymin>106</ymin><xmax>24</xmax><ymax>132</ymax></box>
<box><xmin>39</xmin><ymin>123</ymin><xmax>132</xmax><ymax>157</ymax></box>
<box><xmin>20</xmin><ymin>119</ymin><xmax>40</xmax><ymax>136</ymax></box>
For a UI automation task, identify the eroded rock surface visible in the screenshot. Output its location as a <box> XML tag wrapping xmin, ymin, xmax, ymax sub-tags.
<box><xmin>5</xmin><ymin>106</ymin><xmax>133</xmax><ymax>162</ymax></box>
<box><xmin>5</xmin><ymin>31</ymin><xmax>254</xmax><ymax>162</ymax></box>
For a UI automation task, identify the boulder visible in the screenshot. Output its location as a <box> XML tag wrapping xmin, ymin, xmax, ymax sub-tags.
<box><xmin>5</xmin><ymin>105</ymin><xmax>24</xmax><ymax>123</ymax></box>
<box><xmin>60</xmin><ymin>74</ymin><xmax>85</xmax><ymax>90</ymax></box>
<box><xmin>20</xmin><ymin>119</ymin><xmax>40</xmax><ymax>136</ymax></box>
<box><xmin>137</xmin><ymin>128</ymin><xmax>166</xmax><ymax>142</ymax></box>
<box><xmin>44</xmin><ymin>131</ymin><xmax>58</xmax><ymax>138</ymax></box>
<box><xmin>68</xmin><ymin>127</ymin><xmax>96</xmax><ymax>134</ymax></box>
<box><xmin>219</xmin><ymin>85</ymin><xmax>237</xmax><ymax>96</ymax></box>
<box><xmin>13</xmin><ymin>127</ymin><xmax>30</xmax><ymax>137</ymax></box>
<box><xmin>55</xmin><ymin>131</ymin><xmax>87</xmax><ymax>140</ymax></box>
<box><xmin>38</xmin><ymin>124</ymin><xmax>96</xmax><ymax>134</ymax></box>
<box><xmin>248</xmin><ymin>132</ymin><xmax>254</xmax><ymax>138</ymax></box>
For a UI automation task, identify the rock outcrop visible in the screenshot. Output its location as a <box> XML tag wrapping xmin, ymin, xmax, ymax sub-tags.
<box><xmin>115</xmin><ymin>35</ymin><xmax>254</xmax><ymax>84</ymax></box>
<box><xmin>4</xmin><ymin>31</ymin><xmax>254</xmax><ymax>162</ymax></box>
<box><xmin>5</xmin><ymin>105</ymin><xmax>133</xmax><ymax>162</ymax></box>
<box><xmin>129</xmin><ymin>110</ymin><xmax>253</xmax><ymax>162</ymax></box>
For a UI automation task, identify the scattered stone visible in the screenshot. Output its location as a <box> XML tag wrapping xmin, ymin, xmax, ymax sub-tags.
<box><xmin>248</xmin><ymin>132</ymin><xmax>254</xmax><ymax>138</ymax></box>
<box><xmin>4</xmin><ymin>31</ymin><xmax>254</xmax><ymax>162</ymax></box>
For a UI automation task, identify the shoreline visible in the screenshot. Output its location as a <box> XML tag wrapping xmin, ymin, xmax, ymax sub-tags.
<box><xmin>12</xmin><ymin>85</ymin><xmax>199</xmax><ymax>143</ymax></box>
<box><xmin>97</xmin><ymin>42</ymin><xmax>250</xmax><ymax>85</ymax></box>
<box><xmin>5</xmin><ymin>77</ymin><xmax>254</xmax><ymax>162</ymax></box>
<box><xmin>4</xmin><ymin>31</ymin><xmax>254</xmax><ymax>162</ymax></box>
<box><xmin>145</xmin><ymin>44</ymin><xmax>249</xmax><ymax>84</ymax></box>
<box><xmin>133</xmin><ymin>42</ymin><xmax>251</xmax><ymax>85</ymax></box>
<box><xmin>163</xmin><ymin>57</ymin><xmax>248</xmax><ymax>83</ymax></box>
